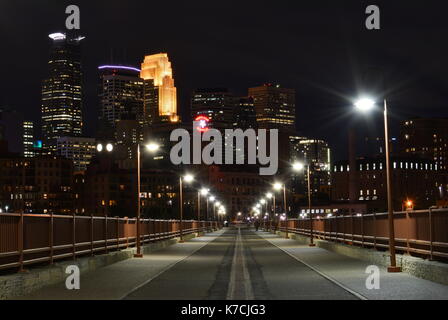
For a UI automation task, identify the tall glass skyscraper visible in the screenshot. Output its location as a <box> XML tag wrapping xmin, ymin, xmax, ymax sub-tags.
<box><xmin>98</xmin><ymin>65</ymin><xmax>144</xmax><ymax>129</ymax></box>
<box><xmin>41</xmin><ymin>32</ymin><xmax>84</xmax><ymax>152</ymax></box>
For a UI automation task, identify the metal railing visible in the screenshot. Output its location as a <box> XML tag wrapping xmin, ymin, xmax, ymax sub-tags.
<box><xmin>270</xmin><ymin>208</ymin><xmax>448</xmax><ymax>261</ymax></box>
<box><xmin>0</xmin><ymin>212</ymin><xmax>221</xmax><ymax>272</ymax></box>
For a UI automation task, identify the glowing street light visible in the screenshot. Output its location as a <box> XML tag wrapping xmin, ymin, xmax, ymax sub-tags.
<box><xmin>135</xmin><ymin>142</ymin><xmax>160</xmax><ymax>258</ymax></box>
<box><xmin>273</xmin><ymin>182</ymin><xmax>288</xmax><ymax>238</ymax></box>
<box><xmin>354</xmin><ymin>97</ymin><xmax>401</xmax><ymax>273</ymax></box>
<box><xmin>145</xmin><ymin>142</ymin><xmax>160</xmax><ymax>152</ymax></box>
<box><xmin>197</xmin><ymin>188</ymin><xmax>210</xmax><ymax>221</ymax></box>
<box><xmin>354</xmin><ymin>97</ymin><xmax>375</xmax><ymax>113</ymax></box>
<box><xmin>292</xmin><ymin>161</ymin><xmax>315</xmax><ymax>246</ymax></box>
<box><xmin>179</xmin><ymin>174</ymin><xmax>195</xmax><ymax>243</ymax></box>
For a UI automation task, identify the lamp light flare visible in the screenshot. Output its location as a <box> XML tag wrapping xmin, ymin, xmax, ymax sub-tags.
<box><xmin>184</xmin><ymin>174</ymin><xmax>194</xmax><ymax>183</ymax></box>
<box><xmin>146</xmin><ymin>142</ymin><xmax>160</xmax><ymax>152</ymax></box>
<box><xmin>292</xmin><ymin>162</ymin><xmax>305</xmax><ymax>171</ymax></box>
<box><xmin>274</xmin><ymin>183</ymin><xmax>283</xmax><ymax>191</ymax></box>
<box><xmin>354</xmin><ymin>98</ymin><xmax>375</xmax><ymax>112</ymax></box>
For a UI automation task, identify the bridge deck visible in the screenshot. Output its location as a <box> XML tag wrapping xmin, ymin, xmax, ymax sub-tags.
<box><xmin>16</xmin><ymin>227</ymin><xmax>448</xmax><ymax>300</ymax></box>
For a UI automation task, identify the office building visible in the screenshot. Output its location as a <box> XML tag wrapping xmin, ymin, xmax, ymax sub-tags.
<box><xmin>191</xmin><ymin>88</ymin><xmax>237</xmax><ymax>130</ymax></box>
<box><xmin>248</xmin><ymin>84</ymin><xmax>296</xmax><ymax>132</ymax></box>
<box><xmin>290</xmin><ymin>139</ymin><xmax>332</xmax><ymax>196</ymax></box>
<box><xmin>42</xmin><ymin>32</ymin><xmax>84</xmax><ymax>151</ymax></box>
<box><xmin>233</xmin><ymin>97</ymin><xmax>257</xmax><ymax>130</ymax></box>
<box><xmin>23</xmin><ymin>121</ymin><xmax>35</xmax><ymax>158</ymax></box>
<box><xmin>140</xmin><ymin>53</ymin><xmax>179</xmax><ymax>124</ymax></box>
<box><xmin>57</xmin><ymin>136</ymin><xmax>96</xmax><ymax>172</ymax></box>
<box><xmin>332</xmin><ymin>156</ymin><xmax>439</xmax><ymax>211</ymax></box>
<box><xmin>98</xmin><ymin>65</ymin><xmax>145</xmax><ymax>129</ymax></box>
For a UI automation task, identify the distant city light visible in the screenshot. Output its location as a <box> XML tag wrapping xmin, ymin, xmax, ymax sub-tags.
<box><xmin>48</xmin><ymin>33</ymin><xmax>66</xmax><ymax>41</ymax></box>
<box><xmin>98</xmin><ymin>65</ymin><xmax>141</xmax><ymax>73</ymax></box>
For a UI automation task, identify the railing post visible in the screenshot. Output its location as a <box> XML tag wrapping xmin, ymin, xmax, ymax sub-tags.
<box><xmin>90</xmin><ymin>214</ymin><xmax>94</xmax><ymax>256</ymax></box>
<box><xmin>351</xmin><ymin>210</ymin><xmax>354</xmax><ymax>243</ymax></box>
<box><xmin>373</xmin><ymin>212</ymin><xmax>377</xmax><ymax>250</ymax></box>
<box><xmin>116</xmin><ymin>217</ymin><xmax>120</xmax><ymax>251</ymax></box>
<box><xmin>429</xmin><ymin>208</ymin><xmax>434</xmax><ymax>261</ymax></box>
<box><xmin>18</xmin><ymin>212</ymin><xmax>24</xmax><ymax>272</ymax></box>
<box><xmin>50</xmin><ymin>212</ymin><xmax>54</xmax><ymax>264</ymax></box>
<box><xmin>126</xmin><ymin>218</ymin><xmax>130</xmax><ymax>248</ymax></box>
<box><xmin>361</xmin><ymin>213</ymin><xmax>365</xmax><ymax>248</ymax></box>
<box><xmin>104</xmin><ymin>214</ymin><xmax>108</xmax><ymax>253</ymax></box>
<box><xmin>406</xmin><ymin>210</ymin><xmax>411</xmax><ymax>255</ymax></box>
<box><xmin>72</xmin><ymin>213</ymin><xmax>76</xmax><ymax>261</ymax></box>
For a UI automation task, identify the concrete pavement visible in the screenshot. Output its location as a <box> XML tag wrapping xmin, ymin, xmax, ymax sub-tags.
<box><xmin>15</xmin><ymin>226</ymin><xmax>448</xmax><ymax>300</ymax></box>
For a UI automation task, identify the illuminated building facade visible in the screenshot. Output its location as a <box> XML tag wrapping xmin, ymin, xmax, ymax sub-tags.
<box><xmin>23</xmin><ymin>122</ymin><xmax>35</xmax><ymax>158</ymax></box>
<box><xmin>290</xmin><ymin>138</ymin><xmax>332</xmax><ymax>197</ymax></box>
<box><xmin>191</xmin><ymin>88</ymin><xmax>236</xmax><ymax>130</ymax></box>
<box><xmin>400</xmin><ymin>118</ymin><xmax>448</xmax><ymax>171</ymax></box>
<box><xmin>332</xmin><ymin>157</ymin><xmax>439</xmax><ymax>211</ymax></box>
<box><xmin>57</xmin><ymin>136</ymin><xmax>96</xmax><ymax>172</ymax></box>
<box><xmin>248</xmin><ymin>84</ymin><xmax>296</xmax><ymax>132</ymax></box>
<box><xmin>98</xmin><ymin>65</ymin><xmax>144</xmax><ymax>129</ymax></box>
<box><xmin>42</xmin><ymin>32</ymin><xmax>84</xmax><ymax>152</ymax></box>
<box><xmin>233</xmin><ymin>97</ymin><xmax>257</xmax><ymax>130</ymax></box>
<box><xmin>0</xmin><ymin>156</ymin><xmax>74</xmax><ymax>214</ymax></box>
<box><xmin>400</xmin><ymin>118</ymin><xmax>448</xmax><ymax>199</ymax></box>
<box><xmin>140</xmin><ymin>54</ymin><xmax>179</xmax><ymax>124</ymax></box>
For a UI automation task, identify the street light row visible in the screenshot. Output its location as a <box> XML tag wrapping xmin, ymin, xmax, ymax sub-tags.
<box><xmin>97</xmin><ymin>141</ymin><xmax>228</xmax><ymax>256</ymax></box>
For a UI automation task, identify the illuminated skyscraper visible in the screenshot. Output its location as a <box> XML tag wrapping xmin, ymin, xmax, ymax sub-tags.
<box><xmin>191</xmin><ymin>88</ymin><xmax>236</xmax><ymax>130</ymax></box>
<box><xmin>23</xmin><ymin>122</ymin><xmax>35</xmax><ymax>158</ymax></box>
<box><xmin>140</xmin><ymin>53</ymin><xmax>179</xmax><ymax>124</ymax></box>
<box><xmin>248</xmin><ymin>84</ymin><xmax>296</xmax><ymax>132</ymax></box>
<box><xmin>42</xmin><ymin>32</ymin><xmax>84</xmax><ymax>152</ymax></box>
<box><xmin>98</xmin><ymin>65</ymin><xmax>144</xmax><ymax>129</ymax></box>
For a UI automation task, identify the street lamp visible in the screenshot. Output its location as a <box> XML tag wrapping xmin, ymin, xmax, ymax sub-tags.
<box><xmin>179</xmin><ymin>174</ymin><xmax>194</xmax><ymax>243</ymax></box>
<box><xmin>292</xmin><ymin>162</ymin><xmax>315</xmax><ymax>246</ymax></box>
<box><xmin>198</xmin><ymin>188</ymin><xmax>209</xmax><ymax>221</ymax></box>
<box><xmin>354</xmin><ymin>97</ymin><xmax>401</xmax><ymax>273</ymax></box>
<box><xmin>274</xmin><ymin>182</ymin><xmax>288</xmax><ymax>238</ymax></box>
<box><xmin>134</xmin><ymin>142</ymin><xmax>160</xmax><ymax>258</ymax></box>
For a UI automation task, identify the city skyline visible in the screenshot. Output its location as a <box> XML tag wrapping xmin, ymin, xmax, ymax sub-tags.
<box><xmin>2</xmin><ymin>1</ymin><xmax>448</xmax><ymax>161</ymax></box>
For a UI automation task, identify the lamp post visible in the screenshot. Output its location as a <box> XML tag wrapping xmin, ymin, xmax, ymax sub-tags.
<box><xmin>266</xmin><ymin>193</ymin><xmax>273</xmax><ymax>231</ymax></box>
<box><xmin>293</xmin><ymin>162</ymin><xmax>315</xmax><ymax>246</ymax></box>
<box><xmin>214</xmin><ymin>201</ymin><xmax>220</xmax><ymax>222</ymax></box>
<box><xmin>354</xmin><ymin>98</ymin><xmax>401</xmax><ymax>273</ymax></box>
<box><xmin>179</xmin><ymin>174</ymin><xmax>194</xmax><ymax>243</ymax></box>
<box><xmin>274</xmin><ymin>182</ymin><xmax>288</xmax><ymax>238</ymax></box>
<box><xmin>198</xmin><ymin>188</ymin><xmax>209</xmax><ymax>221</ymax></box>
<box><xmin>134</xmin><ymin>142</ymin><xmax>160</xmax><ymax>258</ymax></box>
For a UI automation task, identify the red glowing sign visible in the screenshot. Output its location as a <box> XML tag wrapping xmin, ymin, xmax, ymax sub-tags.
<box><xmin>195</xmin><ymin>116</ymin><xmax>210</xmax><ymax>133</ymax></box>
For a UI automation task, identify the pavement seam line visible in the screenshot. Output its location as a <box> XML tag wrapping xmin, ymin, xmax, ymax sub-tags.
<box><xmin>119</xmin><ymin>230</ymin><xmax>225</xmax><ymax>300</ymax></box>
<box><xmin>226</xmin><ymin>227</ymin><xmax>254</xmax><ymax>300</ymax></box>
<box><xmin>260</xmin><ymin>233</ymin><xmax>369</xmax><ymax>301</ymax></box>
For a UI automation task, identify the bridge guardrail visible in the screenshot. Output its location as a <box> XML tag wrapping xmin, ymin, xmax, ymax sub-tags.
<box><xmin>0</xmin><ymin>213</ymin><xmax>221</xmax><ymax>273</ymax></box>
<box><xmin>267</xmin><ymin>209</ymin><xmax>448</xmax><ymax>262</ymax></box>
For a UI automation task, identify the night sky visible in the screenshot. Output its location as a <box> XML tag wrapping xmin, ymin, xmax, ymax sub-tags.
<box><xmin>1</xmin><ymin>0</ymin><xmax>447</xmax><ymax>160</ymax></box>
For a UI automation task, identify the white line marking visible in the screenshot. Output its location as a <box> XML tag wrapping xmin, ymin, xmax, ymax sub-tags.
<box><xmin>261</xmin><ymin>233</ymin><xmax>368</xmax><ymax>301</ymax></box>
<box><xmin>227</xmin><ymin>227</ymin><xmax>254</xmax><ymax>300</ymax></box>
<box><xmin>120</xmin><ymin>230</ymin><xmax>225</xmax><ymax>300</ymax></box>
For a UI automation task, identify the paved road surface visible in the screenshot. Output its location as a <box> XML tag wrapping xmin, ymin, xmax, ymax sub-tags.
<box><xmin>17</xmin><ymin>226</ymin><xmax>448</xmax><ymax>300</ymax></box>
<box><xmin>124</xmin><ymin>226</ymin><xmax>358</xmax><ymax>300</ymax></box>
